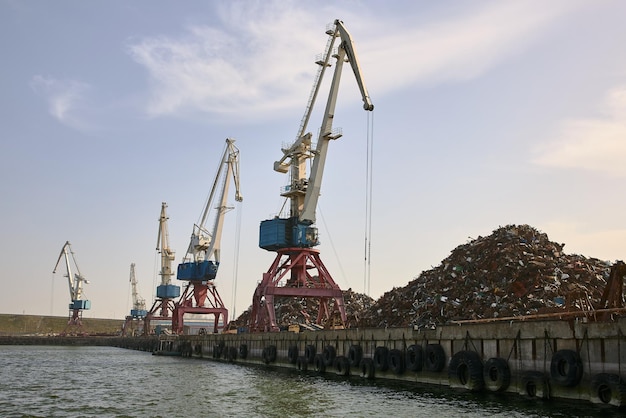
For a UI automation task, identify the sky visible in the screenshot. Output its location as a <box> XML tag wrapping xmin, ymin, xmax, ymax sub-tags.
<box><xmin>2</xmin><ymin>0</ymin><xmax>626</xmax><ymax>321</ymax></box>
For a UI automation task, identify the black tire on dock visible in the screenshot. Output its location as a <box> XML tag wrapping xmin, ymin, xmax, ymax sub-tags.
<box><xmin>424</xmin><ymin>344</ymin><xmax>446</xmax><ymax>372</ymax></box>
<box><xmin>287</xmin><ymin>345</ymin><xmax>298</xmax><ymax>364</ymax></box>
<box><xmin>213</xmin><ymin>345</ymin><xmax>221</xmax><ymax>359</ymax></box>
<box><xmin>590</xmin><ymin>373</ymin><xmax>626</xmax><ymax>407</ymax></box>
<box><xmin>360</xmin><ymin>358</ymin><xmax>375</xmax><ymax>379</ymax></box>
<box><xmin>227</xmin><ymin>346</ymin><xmax>237</xmax><ymax>363</ymax></box>
<box><xmin>550</xmin><ymin>349</ymin><xmax>583</xmax><ymax>387</ymax></box>
<box><xmin>263</xmin><ymin>345</ymin><xmax>277</xmax><ymax>364</ymax></box>
<box><xmin>314</xmin><ymin>353</ymin><xmax>326</xmax><ymax>374</ymax></box>
<box><xmin>373</xmin><ymin>346</ymin><xmax>389</xmax><ymax>371</ymax></box>
<box><xmin>483</xmin><ymin>357</ymin><xmax>510</xmax><ymax>392</ymax></box>
<box><xmin>323</xmin><ymin>345</ymin><xmax>336</xmax><ymax>367</ymax></box>
<box><xmin>448</xmin><ymin>351</ymin><xmax>484</xmax><ymax>391</ymax></box>
<box><xmin>406</xmin><ymin>344</ymin><xmax>423</xmax><ymax>372</ymax></box>
<box><xmin>348</xmin><ymin>345</ymin><xmax>363</xmax><ymax>367</ymax></box>
<box><xmin>296</xmin><ymin>355</ymin><xmax>308</xmax><ymax>371</ymax></box>
<box><xmin>520</xmin><ymin>371</ymin><xmax>550</xmax><ymax>399</ymax></box>
<box><xmin>305</xmin><ymin>344</ymin><xmax>316</xmax><ymax>364</ymax></box>
<box><xmin>239</xmin><ymin>344</ymin><xmax>248</xmax><ymax>359</ymax></box>
<box><xmin>335</xmin><ymin>355</ymin><xmax>350</xmax><ymax>376</ymax></box>
<box><xmin>388</xmin><ymin>349</ymin><xmax>406</xmax><ymax>375</ymax></box>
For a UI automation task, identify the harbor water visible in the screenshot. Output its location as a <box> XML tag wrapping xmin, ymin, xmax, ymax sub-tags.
<box><xmin>0</xmin><ymin>345</ymin><xmax>619</xmax><ymax>417</ymax></box>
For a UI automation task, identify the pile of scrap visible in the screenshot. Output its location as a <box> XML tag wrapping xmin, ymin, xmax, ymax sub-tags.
<box><xmin>232</xmin><ymin>289</ymin><xmax>374</xmax><ymax>331</ymax></box>
<box><xmin>360</xmin><ymin>224</ymin><xmax>619</xmax><ymax>328</ymax></box>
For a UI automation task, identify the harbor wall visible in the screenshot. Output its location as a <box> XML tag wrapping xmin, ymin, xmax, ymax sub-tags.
<box><xmin>161</xmin><ymin>317</ymin><xmax>626</xmax><ymax>408</ymax></box>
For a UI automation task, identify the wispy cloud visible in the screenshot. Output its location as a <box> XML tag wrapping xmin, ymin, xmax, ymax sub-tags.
<box><xmin>127</xmin><ymin>1</ymin><xmax>321</xmax><ymax>119</ymax></box>
<box><xmin>532</xmin><ymin>85</ymin><xmax>626</xmax><ymax>177</ymax></box>
<box><xmin>126</xmin><ymin>0</ymin><xmax>586</xmax><ymax>119</ymax></box>
<box><xmin>362</xmin><ymin>1</ymin><xmax>587</xmax><ymax>90</ymax></box>
<box><xmin>30</xmin><ymin>75</ymin><xmax>91</xmax><ymax>130</ymax></box>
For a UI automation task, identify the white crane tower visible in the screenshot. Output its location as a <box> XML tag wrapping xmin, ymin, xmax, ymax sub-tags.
<box><xmin>122</xmin><ymin>263</ymin><xmax>147</xmax><ymax>336</ymax></box>
<box><xmin>53</xmin><ymin>241</ymin><xmax>91</xmax><ymax>327</ymax></box>
<box><xmin>173</xmin><ymin>138</ymin><xmax>242</xmax><ymax>334</ymax></box>
<box><xmin>251</xmin><ymin>19</ymin><xmax>373</xmax><ymax>332</ymax></box>
<box><xmin>144</xmin><ymin>202</ymin><xmax>180</xmax><ymax>335</ymax></box>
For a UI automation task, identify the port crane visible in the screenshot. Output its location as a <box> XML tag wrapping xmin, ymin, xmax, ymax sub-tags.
<box><xmin>250</xmin><ymin>19</ymin><xmax>374</xmax><ymax>332</ymax></box>
<box><xmin>52</xmin><ymin>241</ymin><xmax>91</xmax><ymax>327</ymax></box>
<box><xmin>144</xmin><ymin>202</ymin><xmax>180</xmax><ymax>334</ymax></box>
<box><xmin>173</xmin><ymin>138</ymin><xmax>242</xmax><ymax>334</ymax></box>
<box><xmin>121</xmin><ymin>263</ymin><xmax>147</xmax><ymax>336</ymax></box>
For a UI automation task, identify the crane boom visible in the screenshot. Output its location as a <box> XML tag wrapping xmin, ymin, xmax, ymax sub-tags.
<box><xmin>156</xmin><ymin>202</ymin><xmax>176</xmax><ymax>286</ymax></box>
<box><xmin>260</xmin><ymin>19</ymin><xmax>373</xmax><ymax>250</ymax></box>
<box><xmin>301</xmin><ymin>19</ymin><xmax>373</xmax><ymax>224</ymax></box>
<box><xmin>177</xmin><ymin>138</ymin><xmax>243</xmax><ymax>282</ymax></box>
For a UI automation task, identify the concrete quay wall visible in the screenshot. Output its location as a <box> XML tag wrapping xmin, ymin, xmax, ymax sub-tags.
<box><xmin>164</xmin><ymin>317</ymin><xmax>626</xmax><ymax>408</ymax></box>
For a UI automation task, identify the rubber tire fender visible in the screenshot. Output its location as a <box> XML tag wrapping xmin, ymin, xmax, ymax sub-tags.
<box><xmin>287</xmin><ymin>345</ymin><xmax>298</xmax><ymax>364</ymax></box>
<box><xmin>360</xmin><ymin>357</ymin><xmax>375</xmax><ymax>379</ymax></box>
<box><xmin>373</xmin><ymin>346</ymin><xmax>389</xmax><ymax>371</ymax></box>
<box><xmin>520</xmin><ymin>371</ymin><xmax>550</xmax><ymax>399</ymax></box>
<box><xmin>388</xmin><ymin>349</ymin><xmax>406</xmax><ymax>375</ymax></box>
<box><xmin>483</xmin><ymin>357</ymin><xmax>510</xmax><ymax>392</ymax></box>
<box><xmin>406</xmin><ymin>344</ymin><xmax>423</xmax><ymax>372</ymax></box>
<box><xmin>348</xmin><ymin>344</ymin><xmax>363</xmax><ymax>367</ymax></box>
<box><xmin>305</xmin><ymin>344</ymin><xmax>316</xmax><ymax>364</ymax></box>
<box><xmin>590</xmin><ymin>373</ymin><xmax>626</xmax><ymax>407</ymax></box>
<box><xmin>448</xmin><ymin>350</ymin><xmax>484</xmax><ymax>391</ymax></box>
<box><xmin>323</xmin><ymin>345</ymin><xmax>336</xmax><ymax>367</ymax></box>
<box><xmin>239</xmin><ymin>344</ymin><xmax>248</xmax><ymax>360</ymax></box>
<box><xmin>550</xmin><ymin>349</ymin><xmax>583</xmax><ymax>387</ymax></box>
<box><xmin>296</xmin><ymin>355</ymin><xmax>308</xmax><ymax>371</ymax></box>
<box><xmin>263</xmin><ymin>345</ymin><xmax>277</xmax><ymax>364</ymax></box>
<box><xmin>314</xmin><ymin>353</ymin><xmax>326</xmax><ymax>374</ymax></box>
<box><xmin>424</xmin><ymin>344</ymin><xmax>446</xmax><ymax>372</ymax></box>
<box><xmin>227</xmin><ymin>346</ymin><xmax>237</xmax><ymax>363</ymax></box>
<box><xmin>213</xmin><ymin>345</ymin><xmax>221</xmax><ymax>359</ymax></box>
<box><xmin>335</xmin><ymin>355</ymin><xmax>350</xmax><ymax>376</ymax></box>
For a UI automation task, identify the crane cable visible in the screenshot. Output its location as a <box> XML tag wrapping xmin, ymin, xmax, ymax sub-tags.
<box><xmin>230</xmin><ymin>201</ymin><xmax>243</xmax><ymax>321</ymax></box>
<box><xmin>364</xmin><ymin>110</ymin><xmax>375</xmax><ymax>298</ymax></box>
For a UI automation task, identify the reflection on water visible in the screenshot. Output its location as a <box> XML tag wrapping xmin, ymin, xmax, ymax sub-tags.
<box><xmin>0</xmin><ymin>346</ymin><xmax>618</xmax><ymax>417</ymax></box>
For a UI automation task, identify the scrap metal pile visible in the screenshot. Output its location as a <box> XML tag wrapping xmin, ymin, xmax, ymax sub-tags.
<box><xmin>233</xmin><ymin>289</ymin><xmax>374</xmax><ymax>330</ymax></box>
<box><xmin>359</xmin><ymin>224</ymin><xmax>616</xmax><ymax>328</ymax></box>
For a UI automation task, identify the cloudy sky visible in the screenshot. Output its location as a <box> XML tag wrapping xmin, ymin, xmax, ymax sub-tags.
<box><xmin>2</xmin><ymin>0</ymin><xmax>626</xmax><ymax>321</ymax></box>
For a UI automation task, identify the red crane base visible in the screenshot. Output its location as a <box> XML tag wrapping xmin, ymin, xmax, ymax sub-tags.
<box><xmin>172</xmin><ymin>281</ymin><xmax>228</xmax><ymax>334</ymax></box>
<box><xmin>143</xmin><ymin>298</ymin><xmax>176</xmax><ymax>335</ymax></box>
<box><xmin>249</xmin><ymin>248</ymin><xmax>347</xmax><ymax>332</ymax></box>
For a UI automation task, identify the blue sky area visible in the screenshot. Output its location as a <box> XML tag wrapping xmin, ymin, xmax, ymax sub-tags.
<box><xmin>2</xmin><ymin>1</ymin><xmax>626</xmax><ymax>320</ymax></box>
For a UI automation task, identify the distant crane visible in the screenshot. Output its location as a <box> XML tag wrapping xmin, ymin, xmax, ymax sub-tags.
<box><xmin>250</xmin><ymin>19</ymin><xmax>373</xmax><ymax>332</ymax></box>
<box><xmin>144</xmin><ymin>202</ymin><xmax>180</xmax><ymax>334</ymax></box>
<box><xmin>121</xmin><ymin>263</ymin><xmax>147</xmax><ymax>336</ymax></box>
<box><xmin>173</xmin><ymin>138</ymin><xmax>242</xmax><ymax>334</ymax></box>
<box><xmin>52</xmin><ymin>241</ymin><xmax>91</xmax><ymax>328</ymax></box>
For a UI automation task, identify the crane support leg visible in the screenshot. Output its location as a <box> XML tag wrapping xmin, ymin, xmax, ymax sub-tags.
<box><xmin>249</xmin><ymin>248</ymin><xmax>347</xmax><ymax>332</ymax></box>
<box><xmin>173</xmin><ymin>281</ymin><xmax>228</xmax><ymax>334</ymax></box>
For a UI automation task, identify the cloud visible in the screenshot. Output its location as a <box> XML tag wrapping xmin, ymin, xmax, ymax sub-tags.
<box><xmin>126</xmin><ymin>0</ymin><xmax>586</xmax><ymax>119</ymax></box>
<box><xmin>360</xmin><ymin>1</ymin><xmax>587</xmax><ymax>91</ymax></box>
<box><xmin>30</xmin><ymin>75</ymin><xmax>91</xmax><ymax>130</ymax></box>
<box><xmin>532</xmin><ymin>85</ymin><xmax>626</xmax><ymax>177</ymax></box>
<box><xmin>127</xmin><ymin>1</ymin><xmax>322</xmax><ymax>119</ymax></box>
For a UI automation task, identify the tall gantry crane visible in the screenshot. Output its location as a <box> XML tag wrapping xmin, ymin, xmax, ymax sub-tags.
<box><xmin>173</xmin><ymin>138</ymin><xmax>242</xmax><ymax>334</ymax></box>
<box><xmin>122</xmin><ymin>263</ymin><xmax>147</xmax><ymax>336</ymax></box>
<box><xmin>250</xmin><ymin>19</ymin><xmax>373</xmax><ymax>332</ymax></box>
<box><xmin>53</xmin><ymin>241</ymin><xmax>91</xmax><ymax>327</ymax></box>
<box><xmin>144</xmin><ymin>202</ymin><xmax>180</xmax><ymax>334</ymax></box>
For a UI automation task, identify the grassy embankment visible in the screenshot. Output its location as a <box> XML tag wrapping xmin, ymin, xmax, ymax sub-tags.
<box><xmin>0</xmin><ymin>313</ymin><xmax>124</xmax><ymax>336</ymax></box>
